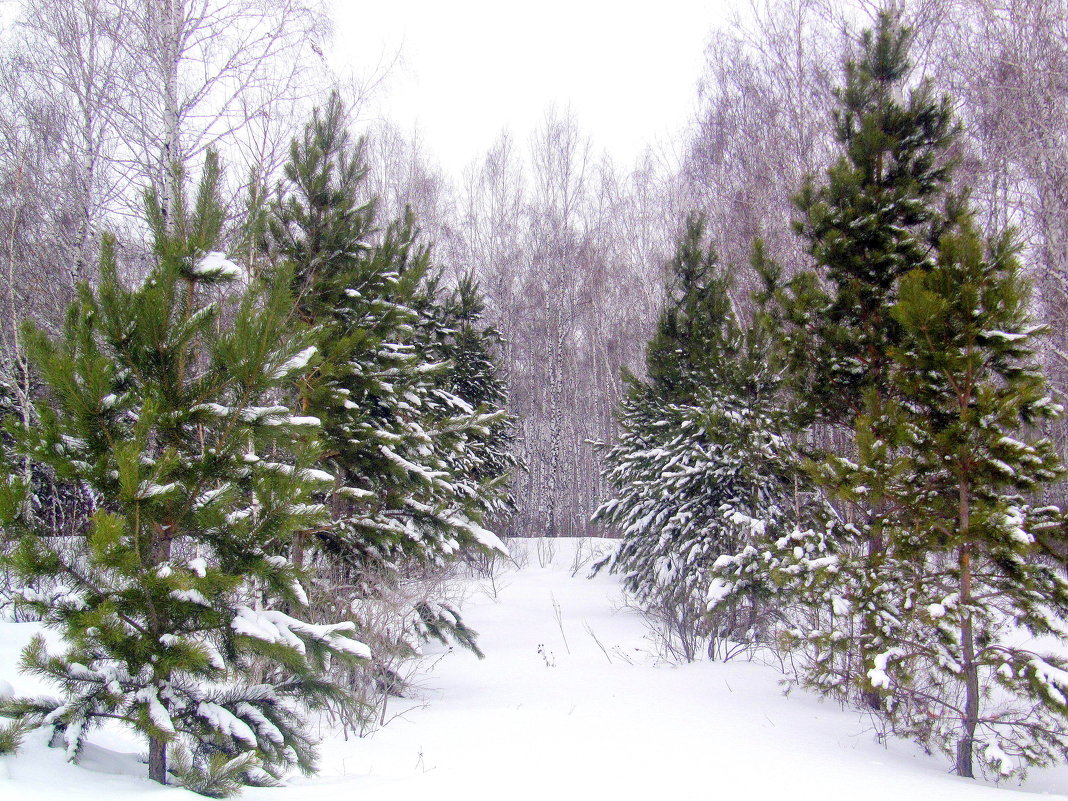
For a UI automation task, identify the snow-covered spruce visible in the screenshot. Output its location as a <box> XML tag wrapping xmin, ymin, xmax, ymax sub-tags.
<box><xmin>412</xmin><ymin>272</ymin><xmax>521</xmax><ymax>527</ymax></box>
<box><xmin>0</xmin><ymin>154</ymin><xmax>368</xmax><ymax>794</ymax></box>
<box><xmin>265</xmin><ymin>95</ymin><xmax>514</xmax><ymax>692</ymax></box>
<box><xmin>594</xmin><ymin>215</ymin><xmax>821</xmax><ymax>661</ymax></box>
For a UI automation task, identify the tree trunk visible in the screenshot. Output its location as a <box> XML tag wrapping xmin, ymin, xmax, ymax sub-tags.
<box><xmin>148</xmin><ymin>734</ymin><xmax>168</xmax><ymax>784</ymax></box>
<box><xmin>860</xmin><ymin>520</ymin><xmax>885</xmax><ymax>711</ymax></box>
<box><xmin>955</xmin><ymin>543</ymin><xmax>979</xmax><ymax>778</ymax></box>
<box><xmin>291</xmin><ymin>528</ymin><xmax>307</xmax><ymax>571</ymax></box>
<box><xmin>159</xmin><ymin>0</ymin><xmax>181</xmax><ymax>230</ymax></box>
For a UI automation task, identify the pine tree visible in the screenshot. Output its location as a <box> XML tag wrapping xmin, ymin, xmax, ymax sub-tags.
<box><xmin>0</xmin><ymin>155</ymin><xmax>369</xmax><ymax>795</ymax></box>
<box><xmin>862</xmin><ymin>222</ymin><xmax>1068</xmax><ymax>778</ymax></box>
<box><xmin>783</xmin><ymin>10</ymin><xmax>960</xmax><ymax>426</ymax></box>
<box><xmin>765</xmin><ymin>12</ymin><xmax>1068</xmax><ymax>776</ymax></box>
<box><xmin>268</xmin><ymin>94</ymin><xmax>509</xmax><ymax>575</ymax></box>
<box><xmin>414</xmin><ymin>273</ymin><xmax>519</xmax><ymax>522</ymax></box>
<box><xmin>594</xmin><ymin>216</ymin><xmax>811</xmax><ymax>660</ymax></box>
<box><xmin>267</xmin><ymin>96</ymin><xmax>512</xmax><ymax>675</ymax></box>
<box><xmin>769</xmin><ymin>10</ymin><xmax>965</xmax><ymax>709</ymax></box>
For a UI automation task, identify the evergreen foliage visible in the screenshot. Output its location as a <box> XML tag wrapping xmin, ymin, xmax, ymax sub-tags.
<box><xmin>594</xmin><ymin>12</ymin><xmax>1068</xmax><ymax>779</ymax></box>
<box><xmin>414</xmin><ymin>272</ymin><xmax>520</xmax><ymax>521</ymax></box>
<box><xmin>268</xmin><ymin>94</ymin><xmax>508</xmax><ymax>573</ymax></box>
<box><xmin>0</xmin><ymin>155</ymin><xmax>369</xmax><ymax>795</ymax></box>
<box><xmin>266</xmin><ymin>94</ymin><xmax>514</xmax><ymax>676</ymax></box>
<box><xmin>855</xmin><ymin>223</ymin><xmax>1068</xmax><ymax>777</ymax></box>
<box><xmin>594</xmin><ymin>216</ymin><xmax>813</xmax><ymax>661</ymax></box>
<box><xmin>760</xmin><ymin>9</ymin><xmax>966</xmax><ymax>712</ymax></box>
<box><xmin>763</xmin><ymin>11</ymin><xmax>1068</xmax><ymax>778</ymax></box>
<box><xmin>781</xmin><ymin>10</ymin><xmax>961</xmax><ymax>426</ymax></box>
<box><xmin>0</xmin><ymin>369</ymin><xmax>95</xmax><ymax>568</ymax></box>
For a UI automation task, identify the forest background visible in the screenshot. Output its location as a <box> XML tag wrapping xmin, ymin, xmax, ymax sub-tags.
<box><xmin>4</xmin><ymin>0</ymin><xmax>1068</xmax><ymax>544</ymax></box>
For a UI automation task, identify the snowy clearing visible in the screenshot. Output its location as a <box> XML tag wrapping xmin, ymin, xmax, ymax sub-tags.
<box><xmin>2</xmin><ymin>537</ymin><xmax>1067</xmax><ymax>800</ymax></box>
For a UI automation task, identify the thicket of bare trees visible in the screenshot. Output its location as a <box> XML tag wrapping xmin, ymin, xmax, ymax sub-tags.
<box><xmin>682</xmin><ymin>1</ymin><xmax>844</xmax><ymax>300</ymax></box>
<box><xmin>350</xmin><ymin>109</ymin><xmax>678</xmax><ymax>537</ymax></box>
<box><xmin>453</xmin><ymin>116</ymin><xmax>676</xmax><ymax>536</ymax></box>
<box><xmin>4</xmin><ymin>0</ymin><xmax>332</xmax><ymax>265</ymax></box>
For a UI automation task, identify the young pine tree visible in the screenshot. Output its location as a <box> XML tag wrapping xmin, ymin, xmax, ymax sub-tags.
<box><xmin>768</xmin><ymin>13</ymin><xmax>1068</xmax><ymax>776</ymax></box>
<box><xmin>0</xmin><ymin>156</ymin><xmax>369</xmax><ymax>795</ymax></box>
<box><xmin>267</xmin><ymin>96</ymin><xmax>510</xmax><ymax>669</ymax></box>
<box><xmin>865</xmin><ymin>223</ymin><xmax>1068</xmax><ymax>778</ymax></box>
<box><xmin>268</xmin><ymin>94</ymin><xmax>509</xmax><ymax>570</ymax></box>
<box><xmin>770</xmin><ymin>10</ymin><xmax>965</xmax><ymax>709</ymax></box>
<box><xmin>594</xmin><ymin>216</ymin><xmax>809</xmax><ymax>660</ymax></box>
<box><xmin>784</xmin><ymin>10</ymin><xmax>960</xmax><ymax>425</ymax></box>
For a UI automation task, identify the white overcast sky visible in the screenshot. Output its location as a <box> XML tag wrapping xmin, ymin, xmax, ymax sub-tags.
<box><xmin>329</xmin><ymin>0</ymin><xmax>737</xmax><ymax>175</ymax></box>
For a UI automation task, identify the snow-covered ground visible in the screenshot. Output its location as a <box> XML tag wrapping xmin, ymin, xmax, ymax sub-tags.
<box><xmin>2</xmin><ymin>537</ymin><xmax>1067</xmax><ymax>800</ymax></box>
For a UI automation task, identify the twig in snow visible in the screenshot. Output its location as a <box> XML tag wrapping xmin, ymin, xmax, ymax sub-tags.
<box><xmin>584</xmin><ymin>621</ymin><xmax>614</xmax><ymax>665</ymax></box>
<box><xmin>551</xmin><ymin>592</ymin><xmax>571</xmax><ymax>654</ymax></box>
